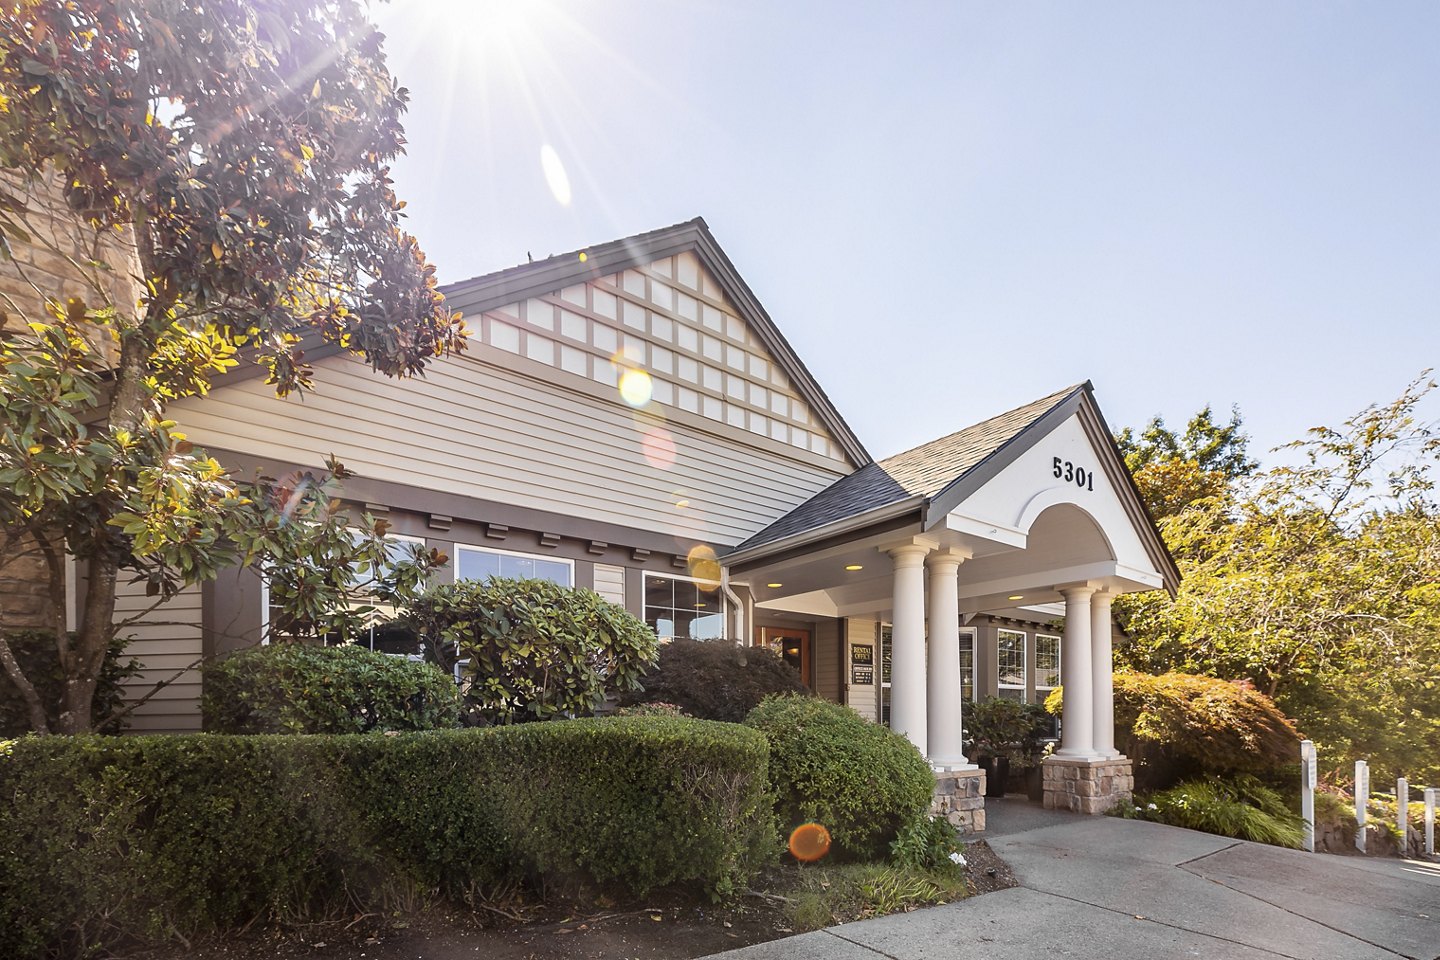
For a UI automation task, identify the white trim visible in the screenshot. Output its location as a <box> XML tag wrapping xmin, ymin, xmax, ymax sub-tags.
<box><xmin>453</xmin><ymin>542</ymin><xmax>575</xmax><ymax>586</ymax></box>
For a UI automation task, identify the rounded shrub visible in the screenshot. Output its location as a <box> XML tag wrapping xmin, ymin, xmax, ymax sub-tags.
<box><xmin>403</xmin><ymin>578</ymin><xmax>658</xmax><ymax>724</ymax></box>
<box><xmin>744</xmin><ymin>694</ymin><xmax>934</xmax><ymax>860</ymax></box>
<box><xmin>1045</xmin><ymin>671</ymin><xmax>1302</xmax><ymax>789</ymax></box>
<box><xmin>202</xmin><ymin>643</ymin><xmax>460</xmax><ymax>733</ymax></box>
<box><xmin>623</xmin><ymin>638</ymin><xmax>809</xmax><ymax>723</ymax></box>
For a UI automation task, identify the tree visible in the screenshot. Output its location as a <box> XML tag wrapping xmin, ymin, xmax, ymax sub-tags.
<box><xmin>0</xmin><ymin>0</ymin><xmax>466</xmax><ymax>733</ymax></box>
<box><xmin>1116</xmin><ymin>405</ymin><xmax>1257</xmax><ymax>522</ymax></box>
<box><xmin>1116</xmin><ymin>374</ymin><xmax>1440</xmax><ymax>783</ymax></box>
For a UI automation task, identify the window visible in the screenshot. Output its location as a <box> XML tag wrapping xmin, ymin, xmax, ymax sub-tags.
<box><xmin>997</xmin><ymin>629</ymin><xmax>1027</xmax><ymax>702</ymax></box>
<box><xmin>880</xmin><ymin>623</ymin><xmax>892</xmax><ymax>725</ymax></box>
<box><xmin>454</xmin><ymin>544</ymin><xmax>573</xmax><ymax>587</ymax></box>
<box><xmin>1035</xmin><ymin>634</ymin><xmax>1061</xmax><ymax>692</ymax></box>
<box><xmin>644</xmin><ymin>573</ymin><xmax>725</xmax><ymax>641</ymax></box>
<box><xmin>958</xmin><ymin>628</ymin><xmax>977</xmax><ymax>701</ymax></box>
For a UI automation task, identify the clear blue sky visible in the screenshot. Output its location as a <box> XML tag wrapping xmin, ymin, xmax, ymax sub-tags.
<box><xmin>371</xmin><ymin>0</ymin><xmax>1438</xmax><ymax>465</ymax></box>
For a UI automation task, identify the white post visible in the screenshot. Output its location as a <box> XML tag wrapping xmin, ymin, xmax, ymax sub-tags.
<box><xmin>888</xmin><ymin>544</ymin><xmax>931</xmax><ymax>757</ymax></box>
<box><xmin>1426</xmin><ymin>788</ymin><xmax>1436</xmax><ymax>857</ymax></box>
<box><xmin>1397</xmin><ymin>778</ymin><xmax>1409</xmax><ymax>858</ymax></box>
<box><xmin>1300</xmin><ymin>740</ymin><xmax>1316</xmax><ymax>853</ymax></box>
<box><xmin>925</xmin><ymin>550</ymin><xmax>970</xmax><ymax>768</ymax></box>
<box><xmin>1090</xmin><ymin>590</ymin><xmax>1119</xmax><ymax>758</ymax></box>
<box><xmin>1055</xmin><ymin>586</ymin><xmax>1097</xmax><ymax>759</ymax></box>
<box><xmin>1355</xmin><ymin>760</ymin><xmax>1369</xmax><ymax>854</ymax></box>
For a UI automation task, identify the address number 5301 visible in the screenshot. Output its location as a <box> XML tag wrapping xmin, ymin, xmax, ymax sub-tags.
<box><xmin>1053</xmin><ymin>457</ymin><xmax>1094</xmax><ymax>491</ymax></box>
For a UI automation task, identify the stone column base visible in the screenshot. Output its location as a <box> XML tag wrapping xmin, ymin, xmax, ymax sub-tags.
<box><xmin>1042</xmin><ymin>756</ymin><xmax>1133</xmax><ymax>815</ymax></box>
<box><xmin>932</xmin><ymin>767</ymin><xmax>986</xmax><ymax>835</ymax></box>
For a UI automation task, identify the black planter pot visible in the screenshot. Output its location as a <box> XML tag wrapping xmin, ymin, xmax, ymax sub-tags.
<box><xmin>979</xmin><ymin>755</ymin><xmax>1010</xmax><ymax>798</ymax></box>
<box><xmin>1025</xmin><ymin>765</ymin><xmax>1045</xmax><ymax>803</ymax></box>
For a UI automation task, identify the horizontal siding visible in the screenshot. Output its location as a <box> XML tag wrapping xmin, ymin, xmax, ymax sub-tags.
<box><xmin>814</xmin><ymin>618</ymin><xmax>841</xmax><ymax>702</ymax></box>
<box><xmin>845</xmin><ymin>618</ymin><xmax>878</xmax><ymax>722</ymax></box>
<box><xmin>116</xmin><ymin>582</ymin><xmax>203</xmax><ymax>733</ymax></box>
<box><xmin>172</xmin><ymin>354</ymin><xmax>847</xmax><ymax>546</ymax></box>
<box><xmin>593</xmin><ymin>564</ymin><xmax>626</xmax><ymax>606</ymax></box>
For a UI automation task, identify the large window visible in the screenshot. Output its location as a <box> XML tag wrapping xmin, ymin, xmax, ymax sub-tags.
<box><xmin>997</xmin><ymin>628</ymin><xmax>1027</xmax><ymax>702</ymax></box>
<box><xmin>454</xmin><ymin>544</ymin><xmax>573</xmax><ymax>587</ymax></box>
<box><xmin>959</xmin><ymin>627</ymin><xmax>977</xmax><ymax>701</ymax></box>
<box><xmin>644</xmin><ymin>573</ymin><xmax>724</xmax><ymax>641</ymax></box>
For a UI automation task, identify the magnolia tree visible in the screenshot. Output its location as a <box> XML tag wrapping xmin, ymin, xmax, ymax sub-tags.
<box><xmin>0</xmin><ymin>0</ymin><xmax>465</xmax><ymax>733</ymax></box>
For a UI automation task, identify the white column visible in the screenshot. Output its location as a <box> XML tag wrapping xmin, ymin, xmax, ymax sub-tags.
<box><xmin>1056</xmin><ymin>585</ymin><xmax>1097</xmax><ymax>759</ymax></box>
<box><xmin>1397</xmin><ymin>778</ymin><xmax>1409</xmax><ymax>856</ymax></box>
<box><xmin>1090</xmin><ymin>590</ymin><xmax>1120</xmax><ymax>759</ymax></box>
<box><xmin>889</xmin><ymin>544</ymin><xmax>931</xmax><ymax>757</ymax></box>
<box><xmin>926</xmin><ymin>551</ymin><xmax>970</xmax><ymax>768</ymax></box>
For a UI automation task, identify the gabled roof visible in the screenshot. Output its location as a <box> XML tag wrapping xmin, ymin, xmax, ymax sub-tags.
<box><xmin>729</xmin><ymin>384</ymin><xmax>1082</xmax><ymax>554</ymax></box>
<box><xmin>438</xmin><ymin>217</ymin><xmax>871</xmax><ymax>467</ymax></box>
<box><xmin>726</xmin><ymin>382</ymin><xmax>1181</xmax><ymax>593</ymax></box>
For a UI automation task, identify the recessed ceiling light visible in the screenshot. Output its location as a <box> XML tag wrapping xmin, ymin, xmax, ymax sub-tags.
<box><xmin>1008</xmin><ymin>595</ymin><xmax>1024</xmax><ymax>601</ymax></box>
<box><xmin>767</xmin><ymin>582</ymin><xmax>783</xmax><ymax>588</ymax></box>
<box><xmin>845</xmin><ymin>564</ymin><xmax>863</xmax><ymax>571</ymax></box>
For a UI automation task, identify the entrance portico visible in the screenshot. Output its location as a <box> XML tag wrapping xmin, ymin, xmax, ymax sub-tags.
<box><xmin>725</xmin><ymin>383</ymin><xmax>1179</xmax><ymax>827</ymax></box>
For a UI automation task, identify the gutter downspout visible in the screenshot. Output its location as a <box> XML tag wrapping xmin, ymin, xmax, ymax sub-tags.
<box><xmin>721</xmin><ymin>568</ymin><xmax>746</xmax><ymax>645</ymax></box>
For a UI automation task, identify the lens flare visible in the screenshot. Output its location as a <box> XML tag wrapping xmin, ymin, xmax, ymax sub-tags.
<box><xmin>618</xmin><ymin>368</ymin><xmax>653</xmax><ymax>407</ymax></box>
<box><xmin>686</xmin><ymin>544</ymin><xmax>721</xmax><ymax>591</ymax></box>
<box><xmin>540</xmin><ymin>144</ymin><xmax>571</xmax><ymax>206</ymax></box>
<box><xmin>788</xmin><ymin>823</ymin><xmax>832</xmax><ymax>862</ymax></box>
<box><xmin>642</xmin><ymin>426</ymin><xmax>677</xmax><ymax>469</ymax></box>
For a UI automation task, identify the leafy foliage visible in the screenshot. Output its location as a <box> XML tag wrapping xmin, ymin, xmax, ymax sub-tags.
<box><xmin>781</xmin><ymin>861</ymin><xmax>969</xmax><ymax>933</ymax></box>
<box><xmin>1115</xmin><ymin>404</ymin><xmax>1257</xmax><ymax>521</ymax></box>
<box><xmin>0</xmin><ymin>718</ymin><xmax>775</xmax><ymax>957</ymax></box>
<box><xmin>1115</xmin><ymin>776</ymin><xmax>1306</xmax><ymax>849</ymax></box>
<box><xmin>1046</xmin><ymin>672</ymin><xmax>1301</xmax><ymax>789</ymax></box>
<box><xmin>0</xmin><ymin>631</ymin><xmax>137</xmax><ymax>736</ymax></box>
<box><xmin>202</xmin><ymin>643</ymin><xmax>460</xmax><ymax>734</ymax></box>
<box><xmin>1114</xmin><ymin>375</ymin><xmax>1440</xmax><ymax>785</ymax></box>
<box><xmin>889</xmin><ymin>813</ymin><xmax>966</xmax><ymax>876</ymax></box>
<box><xmin>965</xmin><ymin>697</ymin><xmax>1053</xmax><ymax>766</ymax></box>
<box><xmin>0</xmin><ymin>0</ymin><xmax>465</xmax><ymax>732</ymax></box>
<box><xmin>745</xmin><ymin>695</ymin><xmax>934</xmax><ymax>860</ymax></box>
<box><xmin>403</xmin><ymin>578</ymin><xmax>659</xmax><ymax>725</ymax></box>
<box><xmin>622</xmin><ymin>637</ymin><xmax>809</xmax><ymax>723</ymax></box>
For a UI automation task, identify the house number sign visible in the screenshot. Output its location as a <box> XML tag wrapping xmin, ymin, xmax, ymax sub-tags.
<box><xmin>1052</xmin><ymin>457</ymin><xmax>1095</xmax><ymax>491</ymax></box>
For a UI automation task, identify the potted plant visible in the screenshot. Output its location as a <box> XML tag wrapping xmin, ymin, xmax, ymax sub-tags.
<box><xmin>965</xmin><ymin>697</ymin><xmax>1033</xmax><ymax>798</ymax></box>
<box><xmin>1015</xmin><ymin>701</ymin><xmax>1058</xmax><ymax>801</ymax></box>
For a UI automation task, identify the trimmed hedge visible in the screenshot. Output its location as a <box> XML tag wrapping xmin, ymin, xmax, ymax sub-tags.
<box><xmin>744</xmin><ymin>695</ymin><xmax>934</xmax><ymax>860</ymax></box>
<box><xmin>625</xmin><ymin>638</ymin><xmax>809</xmax><ymax>723</ymax></box>
<box><xmin>202</xmin><ymin>642</ymin><xmax>461</xmax><ymax>733</ymax></box>
<box><xmin>0</xmin><ymin>718</ymin><xmax>775</xmax><ymax>958</ymax></box>
<box><xmin>1045</xmin><ymin>671</ymin><xmax>1302</xmax><ymax>789</ymax></box>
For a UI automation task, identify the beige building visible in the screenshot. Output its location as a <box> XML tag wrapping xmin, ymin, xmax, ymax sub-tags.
<box><xmin>38</xmin><ymin>217</ymin><xmax>1178</xmax><ymax>817</ymax></box>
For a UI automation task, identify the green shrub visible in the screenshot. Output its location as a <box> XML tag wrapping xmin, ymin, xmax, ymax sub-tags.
<box><xmin>403</xmin><ymin>578</ymin><xmax>658</xmax><ymax>724</ymax></box>
<box><xmin>1117</xmin><ymin>775</ymin><xmax>1305</xmax><ymax>848</ymax></box>
<box><xmin>203</xmin><ymin>642</ymin><xmax>460</xmax><ymax>733</ymax></box>
<box><xmin>1046</xmin><ymin>671</ymin><xmax>1302</xmax><ymax>789</ymax></box>
<box><xmin>0</xmin><ymin>717</ymin><xmax>775</xmax><ymax>958</ymax></box>
<box><xmin>889</xmin><ymin>813</ymin><xmax>966</xmax><ymax>875</ymax></box>
<box><xmin>624</xmin><ymin>638</ymin><xmax>809</xmax><ymax>723</ymax></box>
<box><xmin>965</xmin><ymin>697</ymin><xmax>1053</xmax><ymax>766</ymax></box>
<box><xmin>0</xmin><ymin>630</ymin><xmax>139</xmax><ymax>735</ymax></box>
<box><xmin>745</xmin><ymin>694</ymin><xmax>934</xmax><ymax>860</ymax></box>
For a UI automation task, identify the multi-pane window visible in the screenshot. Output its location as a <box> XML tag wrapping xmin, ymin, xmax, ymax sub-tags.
<box><xmin>997</xmin><ymin>629</ymin><xmax>1028</xmax><ymax>701</ymax></box>
<box><xmin>958</xmin><ymin>628</ymin><xmax>977</xmax><ymax>701</ymax></box>
<box><xmin>880</xmin><ymin>624</ymin><xmax>892</xmax><ymax>725</ymax></box>
<box><xmin>264</xmin><ymin>533</ymin><xmax>425</xmax><ymax>651</ymax></box>
<box><xmin>644</xmin><ymin>574</ymin><xmax>724</xmax><ymax>641</ymax></box>
<box><xmin>454</xmin><ymin>544</ymin><xmax>573</xmax><ymax>587</ymax></box>
<box><xmin>1035</xmin><ymin>634</ymin><xmax>1062</xmax><ymax>692</ymax></box>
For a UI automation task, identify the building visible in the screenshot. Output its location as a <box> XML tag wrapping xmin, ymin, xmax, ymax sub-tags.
<box><xmin>93</xmin><ymin>217</ymin><xmax>1176</xmax><ymax>822</ymax></box>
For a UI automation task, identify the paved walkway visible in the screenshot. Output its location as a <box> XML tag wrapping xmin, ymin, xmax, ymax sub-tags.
<box><xmin>705</xmin><ymin>797</ymin><xmax>1440</xmax><ymax>960</ymax></box>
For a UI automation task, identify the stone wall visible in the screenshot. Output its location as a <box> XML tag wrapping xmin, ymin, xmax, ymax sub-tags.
<box><xmin>932</xmin><ymin>768</ymin><xmax>986</xmax><ymax>835</ymax></box>
<box><xmin>1042</xmin><ymin>756</ymin><xmax>1134</xmax><ymax>815</ymax></box>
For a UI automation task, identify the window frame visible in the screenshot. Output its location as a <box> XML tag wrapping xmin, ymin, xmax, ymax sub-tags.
<box><xmin>958</xmin><ymin>626</ymin><xmax>978</xmax><ymax>702</ymax></box>
<box><xmin>642</xmin><ymin>569</ymin><xmax>727</xmax><ymax>642</ymax></box>
<box><xmin>1035</xmin><ymin>632</ymin><xmax>1062</xmax><ymax>694</ymax></box>
<box><xmin>996</xmin><ymin>627</ymin><xmax>1028</xmax><ymax>702</ymax></box>
<box><xmin>452</xmin><ymin>542</ymin><xmax>575</xmax><ymax>588</ymax></box>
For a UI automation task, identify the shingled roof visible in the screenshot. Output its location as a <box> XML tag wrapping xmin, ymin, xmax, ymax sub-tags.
<box><xmin>728</xmin><ymin>383</ymin><xmax>1087</xmax><ymax>554</ymax></box>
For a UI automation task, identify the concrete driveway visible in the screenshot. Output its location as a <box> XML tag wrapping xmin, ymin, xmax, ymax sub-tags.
<box><xmin>705</xmin><ymin>798</ymin><xmax>1440</xmax><ymax>960</ymax></box>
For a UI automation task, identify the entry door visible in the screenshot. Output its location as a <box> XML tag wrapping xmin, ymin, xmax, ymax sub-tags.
<box><xmin>756</xmin><ymin>627</ymin><xmax>812</xmax><ymax>689</ymax></box>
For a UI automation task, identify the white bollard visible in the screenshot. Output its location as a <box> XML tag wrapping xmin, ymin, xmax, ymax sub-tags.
<box><xmin>1426</xmin><ymin>788</ymin><xmax>1436</xmax><ymax>857</ymax></box>
<box><xmin>1300</xmin><ymin>740</ymin><xmax>1316</xmax><ymax>853</ymax></box>
<box><xmin>1354</xmin><ymin>760</ymin><xmax>1369</xmax><ymax>853</ymax></box>
<box><xmin>1397</xmin><ymin>778</ymin><xmax>1409</xmax><ymax>858</ymax></box>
